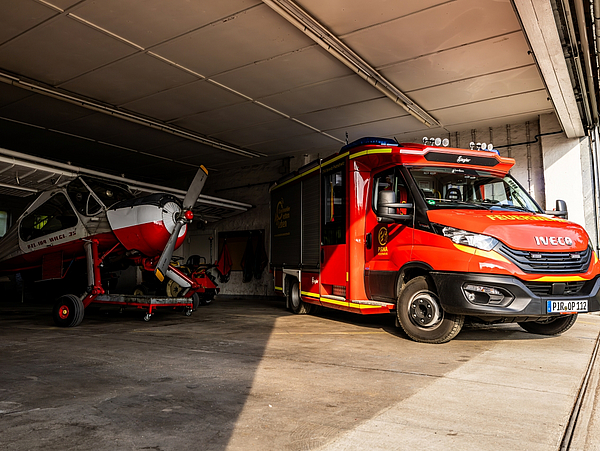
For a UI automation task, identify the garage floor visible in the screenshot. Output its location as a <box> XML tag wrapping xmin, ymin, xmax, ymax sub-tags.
<box><xmin>1</xmin><ymin>296</ymin><xmax>599</xmax><ymax>451</ymax></box>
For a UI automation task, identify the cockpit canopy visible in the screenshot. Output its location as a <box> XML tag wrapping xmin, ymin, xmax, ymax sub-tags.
<box><xmin>67</xmin><ymin>177</ymin><xmax>134</xmax><ymax>216</ymax></box>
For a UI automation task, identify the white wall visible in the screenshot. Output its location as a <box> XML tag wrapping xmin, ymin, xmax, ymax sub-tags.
<box><xmin>540</xmin><ymin>113</ymin><xmax>598</xmax><ymax>244</ymax></box>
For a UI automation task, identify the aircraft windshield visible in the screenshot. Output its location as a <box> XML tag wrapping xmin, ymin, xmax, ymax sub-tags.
<box><xmin>68</xmin><ymin>177</ymin><xmax>134</xmax><ymax>216</ymax></box>
<box><xmin>408</xmin><ymin>166</ymin><xmax>543</xmax><ymax>213</ymax></box>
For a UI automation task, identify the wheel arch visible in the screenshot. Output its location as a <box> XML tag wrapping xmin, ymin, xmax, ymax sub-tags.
<box><xmin>396</xmin><ymin>261</ymin><xmax>435</xmax><ymax>298</ymax></box>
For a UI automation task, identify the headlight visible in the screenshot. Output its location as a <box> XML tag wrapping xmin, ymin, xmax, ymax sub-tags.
<box><xmin>442</xmin><ymin>227</ymin><xmax>499</xmax><ymax>251</ymax></box>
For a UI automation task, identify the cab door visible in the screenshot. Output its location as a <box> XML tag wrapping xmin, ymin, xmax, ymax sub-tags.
<box><xmin>320</xmin><ymin>161</ymin><xmax>347</xmax><ymax>297</ymax></box>
<box><xmin>364</xmin><ymin>166</ymin><xmax>414</xmax><ymax>301</ymax></box>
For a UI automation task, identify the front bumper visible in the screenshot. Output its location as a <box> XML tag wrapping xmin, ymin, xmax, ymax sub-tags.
<box><xmin>430</xmin><ymin>272</ymin><xmax>600</xmax><ymax>318</ymax></box>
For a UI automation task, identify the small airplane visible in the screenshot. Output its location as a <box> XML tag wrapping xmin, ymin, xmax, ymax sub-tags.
<box><xmin>0</xmin><ymin>147</ymin><xmax>251</xmax><ymax>326</ymax></box>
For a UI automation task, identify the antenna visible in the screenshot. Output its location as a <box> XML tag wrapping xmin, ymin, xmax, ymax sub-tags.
<box><xmin>345</xmin><ymin>132</ymin><xmax>349</xmax><ymax>145</ymax></box>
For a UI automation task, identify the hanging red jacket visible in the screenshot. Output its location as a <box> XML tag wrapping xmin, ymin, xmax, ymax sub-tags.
<box><xmin>216</xmin><ymin>242</ymin><xmax>232</xmax><ymax>283</ymax></box>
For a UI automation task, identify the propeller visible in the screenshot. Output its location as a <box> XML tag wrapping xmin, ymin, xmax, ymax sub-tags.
<box><xmin>154</xmin><ymin>165</ymin><xmax>208</xmax><ymax>282</ymax></box>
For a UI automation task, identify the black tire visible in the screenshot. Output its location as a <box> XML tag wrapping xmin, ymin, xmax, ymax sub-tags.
<box><xmin>518</xmin><ymin>314</ymin><xmax>578</xmax><ymax>335</ymax></box>
<box><xmin>52</xmin><ymin>295</ymin><xmax>85</xmax><ymax>327</ymax></box>
<box><xmin>192</xmin><ymin>293</ymin><xmax>200</xmax><ymax>310</ymax></box>
<box><xmin>200</xmin><ymin>289</ymin><xmax>215</xmax><ymax>306</ymax></box>
<box><xmin>288</xmin><ymin>278</ymin><xmax>310</xmax><ymax>314</ymax></box>
<box><xmin>397</xmin><ymin>276</ymin><xmax>464</xmax><ymax>343</ymax></box>
<box><xmin>133</xmin><ymin>284</ymin><xmax>148</xmax><ymax>296</ymax></box>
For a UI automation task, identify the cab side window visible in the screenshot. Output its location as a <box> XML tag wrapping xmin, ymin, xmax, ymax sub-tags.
<box><xmin>20</xmin><ymin>193</ymin><xmax>78</xmax><ymax>242</ymax></box>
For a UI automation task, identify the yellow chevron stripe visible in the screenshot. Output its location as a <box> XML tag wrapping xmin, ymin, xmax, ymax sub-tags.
<box><xmin>319</xmin><ymin>297</ymin><xmax>385</xmax><ymax>309</ymax></box>
<box><xmin>349</xmin><ymin>148</ymin><xmax>393</xmax><ymax>159</ymax></box>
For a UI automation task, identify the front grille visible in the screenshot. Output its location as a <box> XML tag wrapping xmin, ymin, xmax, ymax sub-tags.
<box><xmin>524</xmin><ymin>281</ymin><xmax>586</xmax><ymax>296</ymax></box>
<box><xmin>496</xmin><ymin>243</ymin><xmax>591</xmax><ymax>274</ymax></box>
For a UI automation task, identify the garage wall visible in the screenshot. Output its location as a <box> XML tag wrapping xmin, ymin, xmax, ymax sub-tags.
<box><xmin>200</xmin><ymin>159</ymin><xmax>283</xmax><ymax>296</ymax></box>
<box><xmin>539</xmin><ymin>114</ymin><xmax>599</xmax><ymax>248</ymax></box>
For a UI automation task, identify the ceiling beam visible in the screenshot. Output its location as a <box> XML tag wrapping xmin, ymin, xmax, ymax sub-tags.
<box><xmin>0</xmin><ymin>72</ymin><xmax>265</xmax><ymax>158</ymax></box>
<box><xmin>262</xmin><ymin>0</ymin><xmax>441</xmax><ymax>128</ymax></box>
<box><xmin>512</xmin><ymin>0</ymin><xmax>585</xmax><ymax>137</ymax></box>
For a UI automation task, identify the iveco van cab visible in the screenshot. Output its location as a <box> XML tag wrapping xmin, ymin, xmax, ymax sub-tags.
<box><xmin>270</xmin><ymin>137</ymin><xmax>600</xmax><ymax>343</ymax></box>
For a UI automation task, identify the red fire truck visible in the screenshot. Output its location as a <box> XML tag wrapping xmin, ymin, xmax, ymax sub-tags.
<box><xmin>270</xmin><ymin>137</ymin><xmax>600</xmax><ymax>343</ymax></box>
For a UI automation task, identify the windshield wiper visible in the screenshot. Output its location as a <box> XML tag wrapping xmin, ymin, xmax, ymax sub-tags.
<box><xmin>425</xmin><ymin>199</ymin><xmax>487</xmax><ymax>209</ymax></box>
<box><xmin>488</xmin><ymin>204</ymin><xmax>535</xmax><ymax>213</ymax></box>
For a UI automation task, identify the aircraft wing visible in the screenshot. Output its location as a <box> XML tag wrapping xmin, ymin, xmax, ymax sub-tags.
<box><xmin>0</xmin><ymin>147</ymin><xmax>252</xmax><ymax>221</ymax></box>
<box><xmin>0</xmin><ymin>150</ymin><xmax>78</xmax><ymax>197</ymax></box>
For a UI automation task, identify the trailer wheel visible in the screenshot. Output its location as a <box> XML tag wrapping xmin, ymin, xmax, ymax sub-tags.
<box><xmin>288</xmin><ymin>279</ymin><xmax>310</xmax><ymax>314</ymax></box>
<box><xmin>52</xmin><ymin>294</ymin><xmax>85</xmax><ymax>327</ymax></box>
<box><xmin>518</xmin><ymin>314</ymin><xmax>578</xmax><ymax>335</ymax></box>
<box><xmin>397</xmin><ymin>276</ymin><xmax>464</xmax><ymax>343</ymax></box>
<box><xmin>192</xmin><ymin>293</ymin><xmax>200</xmax><ymax>310</ymax></box>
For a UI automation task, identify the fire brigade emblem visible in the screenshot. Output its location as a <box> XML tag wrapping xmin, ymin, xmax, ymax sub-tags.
<box><xmin>377</xmin><ymin>227</ymin><xmax>388</xmax><ymax>255</ymax></box>
<box><xmin>275</xmin><ymin>198</ymin><xmax>290</xmax><ymax>229</ymax></box>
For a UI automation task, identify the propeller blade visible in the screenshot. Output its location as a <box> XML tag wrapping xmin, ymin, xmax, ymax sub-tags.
<box><xmin>183</xmin><ymin>165</ymin><xmax>208</xmax><ymax>211</ymax></box>
<box><xmin>154</xmin><ymin>221</ymin><xmax>184</xmax><ymax>282</ymax></box>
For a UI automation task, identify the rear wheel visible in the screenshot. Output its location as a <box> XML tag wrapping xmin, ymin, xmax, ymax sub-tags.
<box><xmin>518</xmin><ymin>314</ymin><xmax>578</xmax><ymax>335</ymax></box>
<box><xmin>397</xmin><ymin>276</ymin><xmax>464</xmax><ymax>343</ymax></box>
<box><xmin>200</xmin><ymin>289</ymin><xmax>215</xmax><ymax>306</ymax></box>
<box><xmin>288</xmin><ymin>279</ymin><xmax>311</xmax><ymax>314</ymax></box>
<box><xmin>52</xmin><ymin>294</ymin><xmax>85</xmax><ymax>327</ymax></box>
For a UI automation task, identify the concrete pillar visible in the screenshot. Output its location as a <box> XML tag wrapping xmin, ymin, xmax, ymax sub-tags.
<box><xmin>540</xmin><ymin>113</ymin><xmax>598</xmax><ymax>246</ymax></box>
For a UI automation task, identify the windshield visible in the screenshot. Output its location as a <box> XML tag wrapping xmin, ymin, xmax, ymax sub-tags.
<box><xmin>67</xmin><ymin>177</ymin><xmax>134</xmax><ymax>215</ymax></box>
<box><xmin>408</xmin><ymin>166</ymin><xmax>543</xmax><ymax>213</ymax></box>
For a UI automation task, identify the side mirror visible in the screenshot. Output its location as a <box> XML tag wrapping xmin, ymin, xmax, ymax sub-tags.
<box><xmin>545</xmin><ymin>199</ymin><xmax>568</xmax><ymax>219</ymax></box>
<box><xmin>377</xmin><ymin>190</ymin><xmax>413</xmax><ymax>223</ymax></box>
<box><xmin>377</xmin><ymin>191</ymin><xmax>396</xmax><ymax>216</ymax></box>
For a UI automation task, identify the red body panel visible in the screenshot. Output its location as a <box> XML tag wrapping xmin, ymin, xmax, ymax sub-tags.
<box><xmin>112</xmin><ymin>222</ymin><xmax>185</xmax><ymax>257</ymax></box>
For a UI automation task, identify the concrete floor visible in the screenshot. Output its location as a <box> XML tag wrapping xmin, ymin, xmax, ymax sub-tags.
<box><xmin>1</xmin><ymin>296</ymin><xmax>599</xmax><ymax>451</ymax></box>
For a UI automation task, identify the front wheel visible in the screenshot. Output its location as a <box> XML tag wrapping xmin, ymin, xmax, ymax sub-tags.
<box><xmin>518</xmin><ymin>314</ymin><xmax>578</xmax><ymax>335</ymax></box>
<box><xmin>397</xmin><ymin>276</ymin><xmax>464</xmax><ymax>343</ymax></box>
<box><xmin>52</xmin><ymin>295</ymin><xmax>85</xmax><ymax>327</ymax></box>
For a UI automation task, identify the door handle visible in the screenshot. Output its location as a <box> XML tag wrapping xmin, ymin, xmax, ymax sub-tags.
<box><xmin>366</xmin><ymin>233</ymin><xmax>372</xmax><ymax>249</ymax></box>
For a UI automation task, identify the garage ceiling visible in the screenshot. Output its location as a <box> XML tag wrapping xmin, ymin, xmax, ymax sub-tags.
<box><xmin>0</xmin><ymin>0</ymin><xmax>589</xmax><ymax>189</ymax></box>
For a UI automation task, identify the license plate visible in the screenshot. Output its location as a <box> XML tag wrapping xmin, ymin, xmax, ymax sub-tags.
<box><xmin>547</xmin><ymin>300</ymin><xmax>588</xmax><ymax>313</ymax></box>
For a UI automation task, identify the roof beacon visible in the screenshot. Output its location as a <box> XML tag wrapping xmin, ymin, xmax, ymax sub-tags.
<box><xmin>470</xmin><ymin>141</ymin><xmax>499</xmax><ymax>155</ymax></box>
<box><xmin>423</xmin><ymin>137</ymin><xmax>450</xmax><ymax>147</ymax></box>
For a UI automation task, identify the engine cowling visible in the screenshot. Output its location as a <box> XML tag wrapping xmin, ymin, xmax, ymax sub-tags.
<box><xmin>106</xmin><ymin>194</ymin><xmax>186</xmax><ymax>257</ymax></box>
